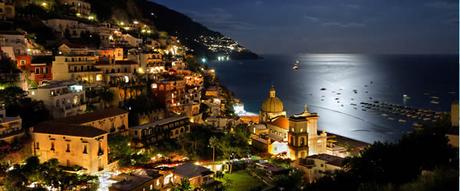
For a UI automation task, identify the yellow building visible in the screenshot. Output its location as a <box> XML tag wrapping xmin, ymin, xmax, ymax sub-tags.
<box><xmin>52</xmin><ymin>55</ymin><xmax>103</xmax><ymax>83</ymax></box>
<box><xmin>259</xmin><ymin>86</ymin><xmax>287</xmax><ymax>123</ymax></box>
<box><xmin>32</xmin><ymin>122</ymin><xmax>108</xmax><ymax>173</ymax></box>
<box><xmin>288</xmin><ymin>106</ymin><xmax>327</xmax><ymax>160</ymax></box>
<box><xmin>53</xmin><ymin>108</ymin><xmax>129</xmax><ymax>135</ymax></box>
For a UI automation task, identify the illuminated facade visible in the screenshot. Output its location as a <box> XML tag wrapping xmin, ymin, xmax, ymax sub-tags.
<box><xmin>0</xmin><ymin>107</ymin><xmax>23</xmax><ymax>143</ymax></box>
<box><xmin>29</xmin><ymin>82</ymin><xmax>86</xmax><ymax>118</ymax></box>
<box><xmin>130</xmin><ymin>116</ymin><xmax>191</xmax><ymax>144</ymax></box>
<box><xmin>288</xmin><ymin>107</ymin><xmax>327</xmax><ymax>160</ymax></box>
<box><xmin>32</xmin><ymin>122</ymin><xmax>108</xmax><ymax>173</ymax></box>
<box><xmin>58</xmin><ymin>0</ymin><xmax>92</xmax><ymax>16</ymax></box>
<box><xmin>52</xmin><ymin>55</ymin><xmax>103</xmax><ymax>83</ymax></box>
<box><xmin>259</xmin><ymin>86</ymin><xmax>287</xmax><ymax>122</ymax></box>
<box><xmin>52</xmin><ymin>108</ymin><xmax>129</xmax><ymax>135</ymax></box>
<box><xmin>16</xmin><ymin>55</ymin><xmax>53</xmax><ymax>86</ymax></box>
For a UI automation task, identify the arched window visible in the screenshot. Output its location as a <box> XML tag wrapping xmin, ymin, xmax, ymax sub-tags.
<box><xmin>300</xmin><ymin>137</ymin><xmax>305</xmax><ymax>146</ymax></box>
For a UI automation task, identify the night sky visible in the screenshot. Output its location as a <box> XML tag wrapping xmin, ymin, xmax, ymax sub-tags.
<box><xmin>153</xmin><ymin>0</ymin><xmax>458</xmax><ymax>55</ymax></box>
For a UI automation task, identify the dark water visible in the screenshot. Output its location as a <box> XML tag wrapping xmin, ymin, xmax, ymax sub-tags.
<box><xmin>209</xmin><ymin>54</ymin><xmax>459</xmax><ymax>143</ymax></box>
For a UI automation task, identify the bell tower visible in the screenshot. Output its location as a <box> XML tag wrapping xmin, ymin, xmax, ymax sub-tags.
<box><xmin>288</xmin><ymin>115</ymin><xmax>309</xmax><ymax>160</ymax></box>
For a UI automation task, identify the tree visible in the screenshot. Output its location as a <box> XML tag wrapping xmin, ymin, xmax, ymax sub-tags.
<box><xmin>305</xmin><ymin>124</ymin><xmax>458</xmax><ymax>191</ymax></box>
<box><xmin>209</xmin><ymin>136</ymin><xmax>218</xmax><ymax>162</ymax></box>
<box><xmin>273</xmin><ymin>169</ymin><xmax>305</xmax><ymax>191</ymax></box>
<box><xmin>174</xmin><ymin>178</ymin><xmax>192</xmax><ymax>191</ymax></box>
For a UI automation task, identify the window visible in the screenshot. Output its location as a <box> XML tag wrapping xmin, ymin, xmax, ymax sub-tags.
<box><xmin>36</xmin><ymin>142</ymin><xmax>40</xmax><ymax>150</ymax></box>
<box><xmin>66</xmin><ymin>144</ymin><xmax>70</xmax><ymax>152</ymax></box>
<box><xmin>43</xmin><ymin>67</ymin><xmax>47</xmax><ymax>74</ymax></box>
<box><xmin>20</xmin><ymin>60</ymin><xmax>26</xmax><ymax>65</ymax></box>
<box><xmin>35</xmin><ymin>68</ymin><xmax>40</xmax><ymax>74</ymax></box>
<box><xmin>83</xmin><ymin>145</ymin><xmax>88</xmax><ymax>154</ymax></box>
<box><xmin>51</xmin><ymin>142</ymin><xmax>55</xmax><ymax>151</ymax></box>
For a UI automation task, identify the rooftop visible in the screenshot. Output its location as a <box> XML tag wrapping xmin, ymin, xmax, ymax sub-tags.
<box><xmin>53</xmin><ymin>108</ymin><xmax>128</xmax><ymax>124</ymax></box>
<box><xmin>173</xmin><ymin>163</ymin><xmax>213</xmax><ymax>179</ymax></box>
<box><xmin>110</xmin><ymin>174</ymin><xmax>153</xmax><ymax>191</ymax></box>
<box><xmin>308</xmin><ymin>154</ymin><xmax>345</xmax><ymax>167</ymax></box>
<box><xmin>131</xmin><ymin>116</ymin><xmax>189</xmax><ymax>130</ymax></box>
<box><xmin>33</xmin><ymin>122</ymin><xmax>107</xmax><ymax>137</ymax></box>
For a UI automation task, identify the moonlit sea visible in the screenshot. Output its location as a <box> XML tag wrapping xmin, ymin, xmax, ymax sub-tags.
<box><xmin>209</xmin><ymin>54</ymin><xmax>459</xmax><ymax>143</ymax></box>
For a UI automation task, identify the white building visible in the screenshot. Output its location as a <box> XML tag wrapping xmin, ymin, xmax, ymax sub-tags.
<box><xmin>29</xmin><ymin>82</ymin><xmax>86</xmax><ymax>118</ymax></box>
<box><xmin>0</xmin><ymin>31</ymin><xmax>27</xmax><ymax>58</ymax></box>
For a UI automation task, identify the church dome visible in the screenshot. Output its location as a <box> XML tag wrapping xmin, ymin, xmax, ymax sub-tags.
<box><xmin>261</xmin><ymin>86</ymin><xmax>284</xmax><ymax>113</ymax></box>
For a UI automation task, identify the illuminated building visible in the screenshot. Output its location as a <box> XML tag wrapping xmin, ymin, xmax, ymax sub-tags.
<box><xmin>97</xmin><ymin>48</ymin><xmax>124</xmax><ymax>61</ymax></box>
<box><xmin>251</xmin><ymin>87</ymin><xmax>327</xmax><ymax>160</ymax></box>
<box><xmin>130</xmin><ymin>116</ymin><xmax>190</xmax><ymax>145</ymax></box>
<box><xmin>29</xmin><ymin>81</ymin><xmax>86</xmax><ymax>118</ymax></box>
<box><xmin>32</xmin><ymin>122</ymin><xmax>108</xmax><ymax>173</ymax></box>
<box><xmin>259</xmin><ymin>86</ymin><xmax>287</xmax><ymax>123</ymax></box>
<box><xmin>293</xmin><ymin>154</ymin><xmax>344</xmax><ymax>183</ymax></box>
<box><xmin>52</xmin><ymin>54</ymin><xmax>103</xmax><ymax>83</ymax></box>
<box><xmin>16</xmin><ymin>55</ymin><xmax>53</xmax><ymax>86</ymax></box>
<box><xmin>58</xmin><ymin>0</ymin><xmax>92</xmax><ymax>16</ymax></box>
<box><xmin>205</xmin><ymin>86</ymin><xmax>219</xmax><ymax>97</ymax></box>
<box><xmin>172</xmin><ymin>163</ymin><xmax>214</xmax><ymax>187</ymax></box>
<box><xmin>0</xmin><ymin>106</ymin><xmax>23</xmax><ymax>143</ymax></box>
<box><xmin>152</xmin><ymin>78</ymin><xmax>186</xmax><ymax>113</ymax></box>
<box><xmin>288</xmin><ymin>106</ymin><xmax>327</xmax><ymax>160</ymax></box>
<box><xmin>52</xmin><ymin>108</ymin><xmax>129</xmax><ymax>135</ymax></box>
<box><xmin>0</xmin><ymin>31</ymin><xmax>27</xmax><ymax>57</ymax></box>
<box><xmin>95</xmin><ymin>60</ymin><xmax>139</xmax><ymax>84</ymax></box>
<box><xmin>110</xmin><ymin>173</ymin><xmax>167</xmax><ymax>191</ymax></box>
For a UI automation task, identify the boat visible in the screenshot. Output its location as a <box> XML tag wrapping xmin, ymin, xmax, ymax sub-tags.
<box><xmin>292</xmin><ymin>60</ymin><xmax>300</xmax><ymax>70</ymax></box>
<box><xmin>430</xmin><ymin>100</ymin><xmax>439</xmax><ymax>104</ymax></box>
<box><xmin>398</xmin><ymin>119</ymin><xmax>407</xmax><ymax>123</ymax></box>
<box><xmin>320</xmin><ymin>88</ymin><xmax>326</xmax><ymax>91</ymax></box>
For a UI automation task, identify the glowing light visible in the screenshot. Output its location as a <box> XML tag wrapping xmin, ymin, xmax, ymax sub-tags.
<box><xmin>76</xmin><ymin>13</ymin><xmax>81</xmax><ymax>17</ymax></box>
<box><xmin>96</xmin><ymin>74</ymin><xmax>103</xmax><ymax>81</ymax></box>
<box><xmin>88</xmin><ymin>16</ymin><xmax>95</xmax><ymax>20</ymax></box>
<box><xmin>201</xmin><ymin>58</ymin><xmax>207</xmax><ymax>63</ymax></box>
<box><xmin>120</xmin><ymin>22</ymin><xmax>125</xmax><ymax>26</ymax></box>
<box><xmin>124</xmin><ymin>76</ymin><xmax>129</xmax><ymax>83</ymax></box>
<box><xmin>151</xmin><ymin>83</ymin><xmax>157</xmax><ymax>89</ymax></box>
<box><xmin>133</xmin><ymin>20</ymin><xmax>139</xmax><ymax>25</ymax></box>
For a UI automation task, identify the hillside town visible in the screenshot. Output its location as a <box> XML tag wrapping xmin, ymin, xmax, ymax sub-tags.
<box><xmin>0</xmin><ymin>1</ymin><xmax>458</xmax><ymax>191</ymax></box>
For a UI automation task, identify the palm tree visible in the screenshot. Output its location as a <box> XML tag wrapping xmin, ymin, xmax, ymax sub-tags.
<box><xmin>209</xmin><ymin>136</ymin><xmax>218</xmax><ymax>162</ymax></box>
